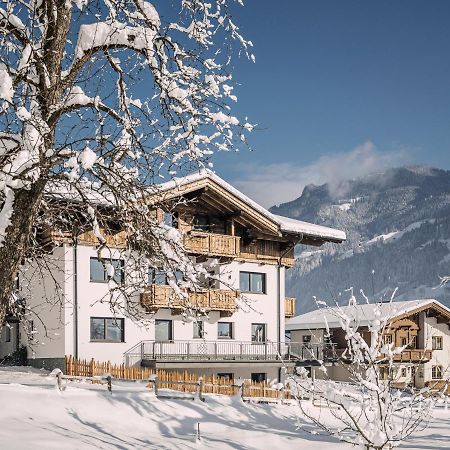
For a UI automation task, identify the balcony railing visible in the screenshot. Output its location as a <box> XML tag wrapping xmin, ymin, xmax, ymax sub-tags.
<box><xmin>184</xmin><ymin>231</ymin><xmax>240</xmax><ymax>258</ymax></box>
<box><xmin>124</xmin><ymin>340</ymin><xmax>338</xmax><ymax>365</ymax></box>
<box><xmin>392</xmin><ymin>349</ymin><xmax>432</xmax><ymax>362</ymax></box>
<box><xmin>285</xmin><ymin>297</ymin><xmax>296</xmax><ymax>318</ymax></box>
<box><xmin>141</xmin><ymin>284</ymin><xmax>239</xmax><ymax>314</ymax></box>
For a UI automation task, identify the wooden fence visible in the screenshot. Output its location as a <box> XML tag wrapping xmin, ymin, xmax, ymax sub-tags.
<box><xmin>65</xmin><ymin>355</ymin><xmax>292</xmax><ymax>400</ymax></box>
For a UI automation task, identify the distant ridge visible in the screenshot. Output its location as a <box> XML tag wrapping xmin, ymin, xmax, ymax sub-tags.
<box><xmin>270</xmin><ymin>166</ymin><xmax>450</xmax><ymax>314</ymax></box>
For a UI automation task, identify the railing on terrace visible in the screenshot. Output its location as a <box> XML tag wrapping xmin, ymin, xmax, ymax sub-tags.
<box><xmin>124</xmin><ymin>340</ymin><xmax>338</xmax><ymax>366</ymax></box>
<box><xmin>392</xmin><ymin>349</ymin><xmax>432</xmax><ymax>362</ymax></box>
<box><xmin>140</xmin><ymin>285</ymin><xmax>239</xmax><ymax>314</ymax></box>
<box><xmin>285</xmin><ymin>297</ymin><xmax>296</xmax><ymax>318</ymax></box>
<box><xmin>183</xmin><ymin>231</ymin><xmax>240</xmax><ymax>258</ymax></box>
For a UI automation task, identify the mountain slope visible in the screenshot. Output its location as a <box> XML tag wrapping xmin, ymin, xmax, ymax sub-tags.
<box><xmin>270</xmin><ymin>166</ymin><xmax>450</xmax><ymax>313</ymax></box>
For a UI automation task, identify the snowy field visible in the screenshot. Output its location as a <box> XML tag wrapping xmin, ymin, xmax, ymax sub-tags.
<box><xmin>1</xmin><ymin>367</ymin><xmax>450</xmax><ymax>450</ymax></box>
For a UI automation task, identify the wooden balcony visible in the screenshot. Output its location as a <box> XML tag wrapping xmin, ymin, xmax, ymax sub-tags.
<box><xmin>183</xmin><ymin>231</ymin><xmax>240</xmax><ymax>258</ymax></box>
<box><xmin>141</xmin><ymin>284</ymin><xmax>239</xmax><ymax>314</ymax></box>
<box><xmin>240</xmin><ymin>240</ymin><xmax>295</xmax><ymax>268</ymax></box>
<box><xmin>42</xmin><ymin>228</ymin><xmax>127</xmax><ymax>248</ymax></box>
<box><xmin>285</xmin><ymin>297</ymin><xmax>296</xmax><ymax>318</ymax></box>
<box><xmin>392</xmin><ymin>349</ymin><xmax>432</xmax><ymax>363</ymax></box>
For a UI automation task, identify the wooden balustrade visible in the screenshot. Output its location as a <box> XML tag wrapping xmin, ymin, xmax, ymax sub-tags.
<box><xmin>183</xmin><ymin>231</ymin><xmax>240</xmax><ymax>257</ymax></box>
<box><xmin>141</xmin><ymin>284</ymin><xmax>239</xmax><ymax>314</ymax></box>
<box><xmin>392</xmin><ymin>349</ymin><xmax>432</xmax><ymax>362</ymax></box>
<box><xmin>285</xmin><ymin>297</ymin><xmax>296</xmax><ymax>318</ymax></box>
<box><xmin>42</xmin><ymin>228</ymin><xmax>127</xmax><ymax>248</ymax></box>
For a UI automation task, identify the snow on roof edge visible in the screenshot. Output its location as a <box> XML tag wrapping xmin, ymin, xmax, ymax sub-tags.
<box><xmin>286</xmin><ymin>298</ymin><xmax>449</xmax><ymax>331</ymax></box>
<box><xmin>157</xmin><ymin>169</ymin><xmax>346</xmax><ymax>242</ymax></box>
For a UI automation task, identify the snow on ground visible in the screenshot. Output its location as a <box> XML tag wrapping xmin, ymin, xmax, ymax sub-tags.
<box><xmin>0</xmin><ymin>367</ymin><xmax>450</xmax><ymax>449</ymax></box>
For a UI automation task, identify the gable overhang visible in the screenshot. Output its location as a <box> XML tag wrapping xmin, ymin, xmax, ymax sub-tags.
<box><xmin>149</xmin><ymin>176</ymin><xmax>281</xmax><ymax>236</ymax></box>
<box><xmin>387</xmin><ymin>300</ymin><xmax>450</xmax><ymax>327</ymax></box>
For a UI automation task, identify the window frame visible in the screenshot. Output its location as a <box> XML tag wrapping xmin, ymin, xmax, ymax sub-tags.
<box><xmin>383</xmin><ymin>334</ymin><xmax>393</xmax><ymax>345</ymax></box>
<box><xmin>217</xmin><ymin>321</ymin><xmax>233</xmax><ymax>340</ymax></box>
<box><xmin>239</xmin><ymin>271</ymin><xmax>266</xmax><ymax>294</ymax></box>
<box><xmin>90</xmin><ymin>317</ymin><xmax>125</xmax><ymax>342</ymax></box>
<box><xmin>251</xmin><ymin>323</ymin><xmax>267</xmax><ymax>343</ymax></box>
<box><xmin>90</xmin><ymin>258</ymin><xmax>125</xmax><ymax>284</ymax></box>
<box><xmin>4</xmin><ymin>324</ymin><xmax>11</xmax><ymax>343</ymax></box>
<box><xmin>155</xmin><ymin>319</ymin><xmax>173</xmax><ymax>342</ymax></box>
<box><xmin>251</xmin><ymin>372</ymin><xmax>266</xmax><ymax>383</ymax></box>
<box><xmin>432</xmin><ymin>335</ymin><xmax>443</xmax><ymax>350</ymax></box>
<box><xmin>432</xmin><ymin>365</ymin><xmax>443</xmax><ymax>380</ymax></box>
<box><xmin>193</xmin><ymin>321</ymin><xmax>205</xmax><ymax>339</ymax></box>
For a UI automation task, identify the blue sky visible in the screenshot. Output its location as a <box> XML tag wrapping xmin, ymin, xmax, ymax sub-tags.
<box><xmin>204</xmin><ymin>0</ymin><xmax>450</xmax><ymax>207</ymax></box>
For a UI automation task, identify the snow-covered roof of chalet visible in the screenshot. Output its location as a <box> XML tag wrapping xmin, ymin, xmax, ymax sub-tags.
<box><xmin>286</xmin><ymin>299</ymin><xmax>450</xmax><ymax>331</ymax></box>
<box><xmin>156</xmin><ymin>169</ymin><xmax>346</xmax><ymax>242</ymax></box>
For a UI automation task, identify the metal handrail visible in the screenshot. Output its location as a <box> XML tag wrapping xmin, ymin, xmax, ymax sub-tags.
<box><xmin>123</xmin><ymin>340</ymin><xmax>337</xmax><ymax>363</ymax></box>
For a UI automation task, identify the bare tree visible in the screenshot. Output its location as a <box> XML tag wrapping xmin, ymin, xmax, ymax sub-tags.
<box><xmin>290</xmin><ymin>291</ymin><xmax>444</xmax><ymax>450</ymax></box>
<box><xmin>0</xmin><ymin>0</ymin><xmax>254</xmax><ymax>326</ymax></box>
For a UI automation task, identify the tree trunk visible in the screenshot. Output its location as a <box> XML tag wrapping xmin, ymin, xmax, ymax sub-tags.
<box><xmin>0</xmin><ymin>180</ymin><xmax>46</xmax><ymax>326</ymax></box>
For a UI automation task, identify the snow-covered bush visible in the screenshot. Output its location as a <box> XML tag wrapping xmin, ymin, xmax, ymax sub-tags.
<box><xmin>291</xmin><ymin>290</ymin><xmax>443</xmax><ymax>450</ymax></box>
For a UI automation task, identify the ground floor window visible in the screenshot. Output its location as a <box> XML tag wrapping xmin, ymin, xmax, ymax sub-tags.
<box><xmin>218</xmin><ymin>322</ymin><xmax>233</xmax><ymax>339</ymax></box>
<box><xmin>4</xmin><ymin>324</ymin><xmax>11</xmax><ymax>343</ymax></box>
<box><xmin>193</xmin><ymin>321</ymin><xmax>204</xmax><ymax>339</ymax></box>
<box><xmin>401</xmin><ymin>367</ymin><xmax>407</xmax><ymax>377</ymax></box>
<box><xmin>217</xmin><ymin>373</ymin><xmax>233</xmax><ymax>380</ymax></box>
<box><xmin>155</xmin><ymin>320</ymin><xmax>173</xmax><ymax>341</ymax></box>
<box><xmin>251</xmin><ymin>323</ymin><xmax>266</xmax><ymax>343</ymax></box>
<box><xmin>251</xmin><ymin>372</ymin><xmax>266</xmax><ymax>383</ymax></box>
<box><xmin>90</xmin><ymin>317</ymin><xmax>124</xmax><ymax>342</ymax></box>
<box><xmin>432</xmin><ymin>365</ymin><xmax>443</xmax><ymax>380</ymax></box>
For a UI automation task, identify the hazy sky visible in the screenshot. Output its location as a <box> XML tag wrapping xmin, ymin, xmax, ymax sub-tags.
<box><xmin>203</xmin><ymin>0</ymin><xmax>450</xmax><ymax>207</ymax></box>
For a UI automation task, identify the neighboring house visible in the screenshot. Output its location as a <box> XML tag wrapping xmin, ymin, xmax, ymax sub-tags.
<box><xmin>286</xmin><ymin>299</ymin><xmax>450</xmax><ymax>387</ymax></box>
<box><xmin>1</xmin><ymin>170</ymin><xmax>346</xmax><ymax>382</ymax></box>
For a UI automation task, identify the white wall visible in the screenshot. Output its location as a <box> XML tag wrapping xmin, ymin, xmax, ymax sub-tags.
<box><xmin>65</xmin><ymin>246</ymin><xmax>286</xmax><ymax>365</ymax></box>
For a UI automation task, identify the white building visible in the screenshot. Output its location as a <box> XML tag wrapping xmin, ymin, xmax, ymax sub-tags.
<box><xmin>286</xmin><ymin>299</ymin><xmax>450</xmax><ymax>387</ymax></box>
<box><xmin>1</xmin><ymin>170</ymin><xmax>345</xmax><ymax>382</ymax></box>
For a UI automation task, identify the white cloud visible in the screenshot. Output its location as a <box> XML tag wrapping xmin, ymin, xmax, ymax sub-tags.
<box><xmin>231</xmin><ymin>141</ymin><xmax>412</xmax><ymax>208</ymax></box>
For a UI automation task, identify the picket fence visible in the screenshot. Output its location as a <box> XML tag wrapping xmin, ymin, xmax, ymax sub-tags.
<box><xmin>65</xmin><ymin>355</ymin><xmax>292</xmax><ymax>400</ymax></box>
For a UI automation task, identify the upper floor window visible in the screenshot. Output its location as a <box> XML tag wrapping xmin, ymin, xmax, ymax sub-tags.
<box><xmin>383</xmin><ymin>334</ymin><xmax>393</xmax><ymax>346</ymax></box>
<box><xmin>193</xmin><ymin>215</ymin><xmax>210</xmax><ymax>232</ymax></box>
<box><xmin>155</xmin><ymin>319</ymin><xmax>173</xmax><ymax>341</ymax></box>
<box><xmin>432</xmin><ymin>336</ymin><xmax>443</xmax><ymax>350</ymax></box>
<box><xmin>148</xmin><ymin>268</ymin><xmax>183</xmax><ymax>285</ymax></box>
<box><xmin>90</xmin><ymin>258</ymin><xmax>124</xmax><ymax>283</ymax></box>
<box><xmin>302</xmin><ymin>335</ymin><xmax>312</xmax><ymax>343</ymax></box>
<box><xmin>4</xmin><ymin>325</ymin><xmax>11</xmax><ymax>343</ymax></box>
<box><xmin>90</xmin><ymin>317</ymin><xmax>124</xmax><ymax>342</ymax></box>
<box><xmin>239</xmin><ymin>272</ymin><xmax>266</xmax><ymax>294</ymax></box>
<box><xmin>432</xmin><ymin>365</ymin><xmax>443</xmax><ymax>380</ymax></box>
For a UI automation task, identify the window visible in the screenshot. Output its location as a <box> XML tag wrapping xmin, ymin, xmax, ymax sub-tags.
<box><xmin>401</xmin><ymin>337</ymin><xmax>407</xmax><ymax>347</ymax></box>
<box><xmin>401</xmin><ymin>368</ymin><xmax>407</xmax><ymax>377</ymax></box>
<box><xmin>155</xmin><ymin>320</ymin><xmax>173</xmax><ymax>341</ymax></box>
<box><xmin>4</xmin><ymin>325</ymin><xmax>11</xmax><ymax>343</ymax></box>
<box><xmin>90</xmin><ymin>317</ymin><xmax>124</xmax><ymax>342</ymax></box>
<box><xmin>90</xmin><ymin>258</ymin><xmax>124</xmax><ymax>283</ymax></box>
<box><xmin>432</xmin><ymin>336</ymin><xmax>443</xmax><ymax>350</ymax></box>
<box><xmin>251</xmin><ymin>323</ymin><xmax>266</xmax><ymax>343</ymax></box>
<box><xmin>148</xmin><ymin>268</ymin><xmax>183</xmax><ymax>285</ymax></box>
<box><xmin>432</xmin><ymin>365</ymin><xmax>443</xmax><ymax>380</ymax></box>
<box><xmin>239</xmin><ymin>272</ymin><xmax>266</xmax><ymax>294</ymax></box>
<box><xmin>217</xmin><ymin>373</ymin><xmax>233</xmax><ymax>380</ymax></box>
<box><xmin>193</xmin><ymin>215</ymin><xmax>210</xmax><ymax>232</ymax></box>
<box><xmin>251</xmin><ymin>372</ymin><xmax>266</xmax><ymax>383</ymax></box>
<box><xmin>407</xmin><ymin>336</ymin><xmax>417</xmax><ymax>350</ymax></box>
<box><xmin>218</xmin><ymin>322</ymin><xmax>233</xmax><ymax>339</ymax></box>
<box><xmin>193</xmin><ymin>321</ymin><xmax>204</xmax><ymax>339</ymax></box>
<box><xmin>383</xmin><ymin>334</ymin><xmax>393</xmax><ymax>345</ymax></box>
<box><xmin>302</xmin><ymin>335</ymin><xmax>312</xmax><ymax>343</ymax></box>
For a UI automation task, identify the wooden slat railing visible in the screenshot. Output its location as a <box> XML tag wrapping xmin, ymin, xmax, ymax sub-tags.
<box><xmin>141</xmin><ymin>284</ymin><xmax>239</xmax><ymax>313</ymax></box>
<box><xmin>285</xmin><ymin>297</ymin><xmax>296</xmax><ymax>317</ymax></box>
<box><xmin>184</xmin><ymin>231</ymin><xmax>240</xmax><ymax>257</ymax></box>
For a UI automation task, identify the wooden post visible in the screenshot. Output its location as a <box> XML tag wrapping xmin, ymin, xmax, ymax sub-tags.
<box><xmin>240</xmin><ymin>382</ymin><xmax>245</xmax><ymax>401</ymax></box>
<box><xmin>198</xmin><ymin>377</ymin><xmax>205</xmax><ymax>402</ymax></box>
<box><xmin>56</xmin><ymin>371</ymin><xmax>63</xmax><ymax>391</ymax></box>
<box><xmin>154</xmin><ymin>376</ymin><xmax>159</xmax><ymax>396</ymax></box>
<box><xmin>278</xmin><ymin>387</ymin><xmax>284</xmax><ymax>404</ymax></box>
<box><xmin>106</xmin><ymin>375</ymin><xmax>112</xmax><ymax>394</ymax></box>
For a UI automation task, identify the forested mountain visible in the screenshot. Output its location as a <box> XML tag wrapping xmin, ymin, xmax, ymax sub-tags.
<box><xmin>270</xmin><ymin>166</ymin><xmax>450</xmax><ymax>314</ymax></box>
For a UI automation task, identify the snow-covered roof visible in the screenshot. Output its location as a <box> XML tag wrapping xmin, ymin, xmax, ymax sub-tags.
<box><xmin>286</xmin><ymin>299</ymin><xmax>450</xmax><ymax>331</ymax></box>
<box><xmin>156</xmin><ymin>169</ymin><xmax>346</xmax><ymax>242</ymax></box>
